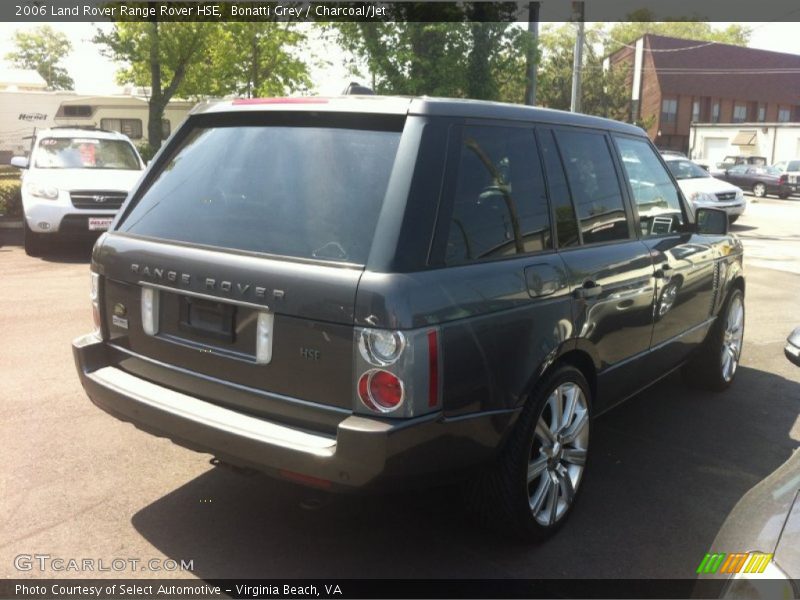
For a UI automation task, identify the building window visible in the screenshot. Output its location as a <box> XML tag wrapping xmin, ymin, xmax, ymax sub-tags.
<box><xmin>661</xmin><ymin>99</ymin><xmax>677</xmax><ymax>124</ymax></box>
<box><xmin>63</xmin><ymin>105</ymin><xmax>92</xmax><ymax>117</ymax></box>
<box><xmin>100</xmin><ymin>118</ymin><xmax>143</xmax><ymax>140</ymax></box>
<box><xmin>757</xmin><ymin>104</ymin><xmax>766</xmax><ymax>122</ymax></box>
<box><xmin>711</xmin><ymin>102</ymin><xmax>720</xmax><ymax>123</ymax></box>
<box><xmin>733</xmin><ymin>104</ymin><xmax>747</xmax><ymax>123</ymax></box>
<box><xmin>778</xmin><ymin>108</ymin><xmax>791</xmax><ymax>123</ymax></box>
<box><xmin>161</xmin><ymin>119</ymin><xmax>171</xmax><ymax>139</ymax></box>
<box><xmin>692</xmin><ymin>100</ymin><xmax>700</xmax><ymax>122</ymax></box>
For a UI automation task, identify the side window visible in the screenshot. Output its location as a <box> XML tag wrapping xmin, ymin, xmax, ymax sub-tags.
<box><xmin>555</xmin><ymin>129</ymin><xmax>630</xmax><ymax>244</ymax></box>
<box><xmin>615</xmin><ymin>136</ymin><xmax>684</xmax><ymax>237</ymax></box>
<box><xmin>538</xmin><ymin>129</ymin><xmax>579</xmax><ymax>248</ymax></box>
<box><xmin>444</xmin><ymin>126</ymin><xmax>552</xmax><ymax>265</ymax></box>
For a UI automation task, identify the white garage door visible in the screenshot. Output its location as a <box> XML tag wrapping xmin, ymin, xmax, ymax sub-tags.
<box><xmin>703</xmin><ymin>137</ymin><xmax>729</xmax><ymax>164</ymax></box>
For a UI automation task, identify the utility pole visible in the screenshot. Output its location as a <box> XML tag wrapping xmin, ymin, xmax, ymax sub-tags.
<box><xmin>524</xmin><ymin>2</ymin><xmax>540</xmax><ymax>106</ymax></box>
<box><xmin>570</xmin><ymin>1</ymin><xmax>585</xmax><ymax>113</ymax></box>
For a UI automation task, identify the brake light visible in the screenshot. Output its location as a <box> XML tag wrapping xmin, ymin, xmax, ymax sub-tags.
<box><xmin>231</xmin><ymin>97</ymin><xmax>329</xmax><ymax>105</ymax></box>
<box><xmin>780</xmin><ymin>174</ymin><xmax>788</xmax><ymax>185</ymax></box>
<box><xmin>353</xmin><ymin>326</ymin><xmax>441</xmax><ymax>417</ymax></box>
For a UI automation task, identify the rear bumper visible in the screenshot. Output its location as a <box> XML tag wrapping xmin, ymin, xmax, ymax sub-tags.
<box><xmin>72</xmin><ymin>334</ymin><xmax>514</xmax><ymax>491</ymax></box>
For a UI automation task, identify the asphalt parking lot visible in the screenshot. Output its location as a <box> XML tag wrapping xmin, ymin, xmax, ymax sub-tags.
<box><xmin>1</xmin><ymin>195</ymin><xmax>799</xmax><ymax>581</ymax></box>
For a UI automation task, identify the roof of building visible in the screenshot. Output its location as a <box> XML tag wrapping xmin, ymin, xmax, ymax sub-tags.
<box><xmin>640</xmin><ymin>34</ymin><xmax>800</xmax><ymax>105</ymax></box>
<box><xmin>195</xmin><ymin>95</ymin><xmax>647</xmax><ymax>136</ymax></box>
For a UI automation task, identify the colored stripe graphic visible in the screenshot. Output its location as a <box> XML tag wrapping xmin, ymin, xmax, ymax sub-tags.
<box><xmin>696</xmin><ymin>552</ymin><xmax>773</xmax><ymax>574</ymax></box>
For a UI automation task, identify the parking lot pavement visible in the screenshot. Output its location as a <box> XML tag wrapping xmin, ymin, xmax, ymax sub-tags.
<box><xmin>1</xmin><ymin>227</ymin><xmax>798</xmax><ymax>581</ymax></box>
<box><xmin>734</xmin><ymin>193</ymin><xmax>800</xmax><ymax>274</ymax></box>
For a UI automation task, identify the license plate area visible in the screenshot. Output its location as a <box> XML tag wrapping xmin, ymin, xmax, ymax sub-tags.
<box><xmin>88</xmin><ymin>217</ymin><xmax>113</xmax><ymax>231</ymax></box>
<box><xmin>178</xmin><ymin>296</ymin><xmax>236</xmax><ymax>343</ymax></box>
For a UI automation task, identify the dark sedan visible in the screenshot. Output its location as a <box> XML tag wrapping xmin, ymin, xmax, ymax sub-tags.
<box><xmin>717</xmin><ymin>164</ymin><xmax>792</xmax><ymax>199</ymax></box>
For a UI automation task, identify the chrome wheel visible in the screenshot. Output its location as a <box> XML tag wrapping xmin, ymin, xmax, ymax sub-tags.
<box><xmin>753</xmin><ymin>183</ymin><xmax>766</xmax><ymax>198</ymax></box>
<box><xmin>721</xmin><ymin>294</ymin><xmax>744</xmax><ymax>382</ymax></box>
<box><xmin>528</xmin><ymin>382</ymin><xmax>589</xmax><ymax>526</ymax></box>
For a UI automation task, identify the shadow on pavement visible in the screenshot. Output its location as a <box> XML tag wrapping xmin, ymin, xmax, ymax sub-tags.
<box><xmin>131</xmin><ymin>366</ymin><xmax>799</xmax><ymax>580</ymax></box>
<box><xmin>0</xmin><ymin>228</ymin><xmax>94</xmax><ymax>263</ymax></box>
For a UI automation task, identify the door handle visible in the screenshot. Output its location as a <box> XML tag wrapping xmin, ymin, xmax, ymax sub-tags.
<box><xmin>574</xmin><ymin>281</ymin><xmax>603</xmax><ymax>299</ymax></box>
<box><xmin>655</xmin><ymin>264</ymin><xmax>673</xmax><ymax>278</ymax></box>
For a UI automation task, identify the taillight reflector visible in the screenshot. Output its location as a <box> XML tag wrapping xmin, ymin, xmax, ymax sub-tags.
<box><xmin>358</xmin><ymin>370</ymin><xmax>404</xmax><ymax>413</ymax></box>
<box><xmin>427</xmin><ymin>330</ymin><xmax>439</xmax><ymax>407</ymax></box>
<box><xmin>278</xmin><ymin>469</ymin><xmax>332</xmax><ymax>490</ymax></box>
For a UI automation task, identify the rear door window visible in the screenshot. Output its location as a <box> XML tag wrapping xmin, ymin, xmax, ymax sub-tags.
<box><xmin>118</xmin><ymin>122</ymin><xmax>402</xmax><ymax>265</ymax></box>
<box><xmin>444</xmin><ymin>125</ymin><xmax>552</xmax><ymax>265</ymax></box>
<box><xmin>555</xmin><ymin>129</ymin><xmax>630</xmax><ymax>244</ymax></box>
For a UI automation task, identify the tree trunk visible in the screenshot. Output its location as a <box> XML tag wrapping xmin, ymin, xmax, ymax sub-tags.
<box><xmin>147</xmin><ymin>21</ymin><xmax>165</xmax><ymax>151</ymax></box>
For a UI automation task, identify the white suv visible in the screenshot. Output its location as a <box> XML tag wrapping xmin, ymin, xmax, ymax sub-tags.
<box><xmin>10</xmin><ymin>127</ymin><xmax>144</xmax><ymax>256</ymax></box>
<box><xmin>662</xmin><ymin>156</ymin><xmax>746</xmax><ymax>223</ymax></box>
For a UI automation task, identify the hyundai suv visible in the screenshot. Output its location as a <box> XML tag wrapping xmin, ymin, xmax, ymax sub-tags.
<box><xmin>10</xmin><ymin>127</ymin><xmax>144</xmax><ymax>256</ymax></box>
<box><xmin>72</xmin><ymin>97</ymin><xmax>744</xmax><ymax>541</ymax></box>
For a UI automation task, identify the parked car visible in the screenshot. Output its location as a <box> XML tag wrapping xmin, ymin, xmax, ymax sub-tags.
<box><xmin>695</xmin><ymin>445</ymin><xmax>800</xmax><ymax>599</ymax></box>
<box><xmin>72</xmin><ymin>97</ymin><xmax>744</xmax><ymax>541</ymax></box>
<box><xmin>772</xmin><ymin>159</ymin><xmax>800</xmax><ymax>197</ymax></box>
<box><xmin>786</xmin><ymin>327</ymin><xmax>800</xmax><ymax>367</ymax></box>
<box><xmin>716</xmin><ymin>164</ymin><xmax>792</xmax><ymax>199</ymax></box>
<box><xmin>662</xmin><ymin>156</ymin><xmax>746</xmax><ymax>223</ymax></box>
<box><xmin>9</xmin><ymin>127</ymin><xmax>145</xmax><ymax>256</ymax></box>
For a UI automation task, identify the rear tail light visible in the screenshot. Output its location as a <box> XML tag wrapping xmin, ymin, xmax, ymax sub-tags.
<box><xmin>353</xmin><ymin>326</ymin><xmax>441</xmax><ymax>417</ymax></box>
<box><xmin>780</xmin><ymin>174</ymin><xmax>788</xmax><ymax>185</ymax></box>
<box><xmin>90</xmin><ymin>271</ymin><xmax>101</xmax><ymax>337</ymax></box>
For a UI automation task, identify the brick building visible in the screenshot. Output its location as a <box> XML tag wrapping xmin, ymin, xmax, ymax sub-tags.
<box><xmin>605</xmin><ymin>34</ymin><xmax>800</xmax><ymax>153</ymax></box>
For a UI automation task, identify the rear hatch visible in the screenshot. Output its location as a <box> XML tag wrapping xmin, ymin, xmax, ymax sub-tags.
<box><xmin>96</xmin><ymin>108</ymin><xmax>406</xmax><ymax>430</ymax></box>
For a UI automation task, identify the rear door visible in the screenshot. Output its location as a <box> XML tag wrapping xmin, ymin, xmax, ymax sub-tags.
<box><xmin>613</xmin><ymin>134</ymin><xmax>718</xmax><ymax>366</ymax></box>
<box><xmin>99</xmin><ymin>112</ymin><xmax>406</xmax><ymax>421</ymax></box>
<box><xmin>544</xmin><ymin>127</ymin><xmax>657</xmax><ymax>408</ymax></box>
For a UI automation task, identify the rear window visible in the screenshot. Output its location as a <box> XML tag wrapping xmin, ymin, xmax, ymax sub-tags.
<box><xmin>118</xmin><ymin>123</ymin><xmax>402</xmax><ymax>264</ymax></box>
<box><xmin>35</xmin><ymin>137</ymin><xmax>140</xmax><ymax>170</ymax></box>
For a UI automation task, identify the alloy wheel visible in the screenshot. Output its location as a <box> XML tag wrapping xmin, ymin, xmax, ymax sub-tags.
<box><xmin>527</xmin><ymin>382</ymin><xmax>589</xmax><ymax>526</ymax></box>
<box><xmin>721</xmin><ymin>294</ymin><xmax>744</xmax><ymax>382</ymax></box>
<box><xmin>753</xmin><ymin>183</ymin><xmax>766</xmax><ymax>198</ymax></box>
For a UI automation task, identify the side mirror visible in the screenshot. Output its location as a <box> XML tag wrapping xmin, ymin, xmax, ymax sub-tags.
<box><xmin>696</xmin><ymin>208</ymin><xmax>729</xmax><ymax>235</ymax></box>
<box><xmin>10</xmin><ymin>156</ymin><xmax>28</xmax><ymax>169</ymax></box>
<box><xmin>786</xmin><ymin>327</ymin><xmax>800</xmax><ymax>367</ymax></box>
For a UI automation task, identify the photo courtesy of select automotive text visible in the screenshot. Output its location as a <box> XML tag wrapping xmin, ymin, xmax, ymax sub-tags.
<box><xmin>1</xmin><ymin>0</ymin><xmax>800</xmax><ymax>598</ymax></box>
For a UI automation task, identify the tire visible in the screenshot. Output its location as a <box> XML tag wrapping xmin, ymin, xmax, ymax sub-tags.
<box><xmin>466</xmin><ymin>365</ymin><xmax>591</xmax><ymax>541</ymax></box>
<box><xmin>779</xmin><ymin>193</ymin><xmax>789</xmax><ymax>200</ymax></box>
<box><xmin>23</xmin><ymin>221</ymin><xmax>50</xmax><ymax>257</ymax></box>
<box><xmin>682</xmin><ymin>288</ymin><xmax>745</xmax><ymax>392</ymax></box>
<box><xmin>729</xmin><ymin>215</ymin><xmax>739</xmax><ymax>224</ymax></box>
<box><xmin>752</xmin><ymin>183</ymin><xmax>766</xmax><ymax>198</ymax></box>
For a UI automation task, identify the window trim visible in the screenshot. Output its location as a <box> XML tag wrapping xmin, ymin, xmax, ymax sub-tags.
<box><xmin>611</xmin><ymin>132</ymin><xmax>691</xmax><ymax>240</ymax></box>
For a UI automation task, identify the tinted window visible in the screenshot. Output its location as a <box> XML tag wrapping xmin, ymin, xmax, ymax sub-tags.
<box><xmin>555</xmin><ymin>130</ymin><xmax>629</xmax><ymax>244</ymax></box>
<box><xmin>538</xmin><ymin>129</ymin><xmax>579</xmax><ymax>248</ymax></box>
<box><xmin>787</xmin><ymin>161</ymin><xmax>800</xmax><ymax>171</ymax></box>
<box><xmin>35</xmin><ymin>137</ymin><xmax>140</xmax><ymax>170</ymax></box>
<box><xmin>616</xmin><ymin>137</ymin><xmax>684</xmax><ymax>237</ymax></box>
<box><xmin>444</xmin><ymin>126</ymin><xmax>551</xmax><ymax>264</ymax></box>
<box><xmin>119</xmin><ymin>125</ymin><xmax>401</xmax><ymax>264</ymax></box>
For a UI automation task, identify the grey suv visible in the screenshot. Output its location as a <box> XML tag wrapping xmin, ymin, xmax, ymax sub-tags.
<box><xmin>73</xmin><ymin>97</ymin><xmax>744</xmax><ymax>540</ymax></box>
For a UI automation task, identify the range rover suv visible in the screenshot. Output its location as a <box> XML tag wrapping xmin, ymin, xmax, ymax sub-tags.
<box><xmin>73</xmin><ymin>97</ymin><xmax>744</xmax><ymax>540</ymax></box>
<box><xmin>10</xmin><ymin>127</ymin><xmax>144</xmax><ymax>256</ymax></box>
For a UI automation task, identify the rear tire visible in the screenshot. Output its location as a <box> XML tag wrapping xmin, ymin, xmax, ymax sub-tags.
<box><xmin>466</xmin><ymin>365</ymin><xmax>591</xmax><ymax>541</ymax></box>
<box><xmin>729</xmin><ymin>216</ymin><xmax>739</xmax><ymax>224</ymax></box>
<box><xmin>682</xmin><ymin>288</ymin><xmax>745</xmax><ymax>392</ymax></box>
<box><xmin>23</xmin><ymin>221</ymin><xmax>49</xmax><ymax>257</ymax></box>
<box><xmin>752</xmin><ymin>183</ymin><xmax>766</xmax><ymax>198</ymax></box>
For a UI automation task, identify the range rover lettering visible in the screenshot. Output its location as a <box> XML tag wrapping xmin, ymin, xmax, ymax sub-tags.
<box><xmin>72</xmin><ymin>97</ymin><xmax>744</xmax><ymax>540</ymax></box>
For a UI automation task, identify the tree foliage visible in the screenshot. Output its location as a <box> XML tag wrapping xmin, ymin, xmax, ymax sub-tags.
<box><xmin>6</xmin><ymin>26</ymin><xmax>74</xmax><ymax>90</ymax></box>
<box><xmin>94</xmin><ymin>21</ymin><xmax>310</xmax><ymax>152</ymax></box>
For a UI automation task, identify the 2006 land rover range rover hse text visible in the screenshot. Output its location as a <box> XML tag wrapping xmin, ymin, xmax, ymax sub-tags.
<box><xmin>73</xmin><ymin>96</ymin><xmax>744</xmax><ymax>541</ymax></box>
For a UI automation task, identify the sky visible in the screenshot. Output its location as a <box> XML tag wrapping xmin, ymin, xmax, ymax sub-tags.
<box><xmin>0</xmin><ymin>21</ymin><xmax>799</xmax><ymax>96</ymax></box>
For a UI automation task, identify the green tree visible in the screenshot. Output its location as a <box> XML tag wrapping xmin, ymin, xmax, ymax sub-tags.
<box><xmin>6</xmin><ymin>26</ymin><xmax>74</xmax><ymax>90</ymax></box>
<box><xmin>94</xmin><ymin>22</ymin><xmax>218</xmax><ymax>151</ymax></box>
<box><xmin>334</xmin><ymin>4</ymin><xmax>520</xmax><ymax>99</ymax></box>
